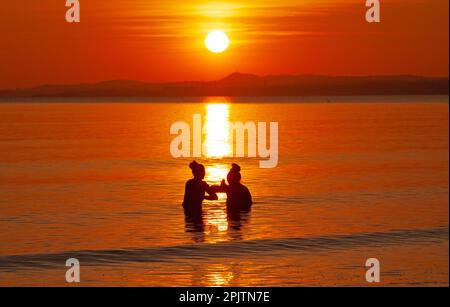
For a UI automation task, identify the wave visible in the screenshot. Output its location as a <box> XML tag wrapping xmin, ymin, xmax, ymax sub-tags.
<box><xmin>0</xmin><ymin>227</ymin><xmax>447</xmax><ymax>271</ymax></box>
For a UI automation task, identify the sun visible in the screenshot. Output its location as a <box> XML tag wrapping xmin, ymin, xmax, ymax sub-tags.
<box><xmin>205</xmin><ymin>30</ymin><xmax>230</xmax><ymax>53</ymax></box>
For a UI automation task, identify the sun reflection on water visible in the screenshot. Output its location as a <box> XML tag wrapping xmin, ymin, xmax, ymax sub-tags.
<box><xmin>203</xmin><ymin>104</ymin><xmax>231</xmax><ymax>158</ymax></box>
<box><xmin>205</xmin><ymin>164</ymin><xmax>228</xmax><ymax>201</ymax></box>
<box><xmin>206</xmin><ymin>264</ymin><xmax>235</xmax><ymax>286</ymax></box>
<box><xmin>202</xmin><ymin>102</ymin><xmax>233</xmax><ymax>237</ymax></box>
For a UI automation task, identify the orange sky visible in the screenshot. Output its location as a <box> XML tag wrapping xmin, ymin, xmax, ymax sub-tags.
<box><xmin>0</xmin><ymin>0</ymin><xmax>448</xmax><ymax>89</ymax></box>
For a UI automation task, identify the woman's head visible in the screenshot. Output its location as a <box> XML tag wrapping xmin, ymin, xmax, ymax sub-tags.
<box><xmin>189</xmin><ymin>161</ymin><xmax>205</xmax><ymax>180</ymax></box>
<box><xmin>227</xmin><ymin>163</ymin><xmax>242</xmax><ymax>185</ymax></box>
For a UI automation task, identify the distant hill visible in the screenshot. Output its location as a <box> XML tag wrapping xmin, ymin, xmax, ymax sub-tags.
<box><xmin>0</xmin><ymin>73</ymin><xmax>448</xmax><ymax>99</ymax></box>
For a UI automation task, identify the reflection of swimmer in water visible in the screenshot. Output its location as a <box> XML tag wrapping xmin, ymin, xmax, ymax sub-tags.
<box><xmin>214</xmin><ymin>164</ymin><xmax>252</xmax><ymax>212</ymax></box>
<box><xmin>182</xmin><ymin>161</ymin><xmax>218</xmax><ymax>216</ymax></box>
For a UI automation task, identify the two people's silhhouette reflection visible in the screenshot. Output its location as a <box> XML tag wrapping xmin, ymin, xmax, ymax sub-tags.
<box><xmin>183</xmin><ymin>161</ymin><xmax>252</xmax><ymax>240</ymax></box>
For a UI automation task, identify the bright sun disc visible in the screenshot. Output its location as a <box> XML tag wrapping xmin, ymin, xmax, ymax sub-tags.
<box><xmin>205</xmin><ymin>30</ymin><xmax>230</xmax><ymax>53</ymax></box>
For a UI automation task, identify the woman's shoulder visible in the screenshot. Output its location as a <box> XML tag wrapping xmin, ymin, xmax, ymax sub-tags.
<box><xmin>239</xmin><ymin>184</ymin><xmax>252</xmax><ymax>195</ymax></box>
<box><xmin>186</xmin><ymin>179</ymin><xmax>208</xmax><ymax>187</ymax></box>
<box><xmin>239</xmin><ymin>183</ymin><xmax>250</xmax><ymax>191</ymax></box>
<box><xmin>185</xmin><ymin>178</ymin><xmax>196</xmax><ymax>186</ymax></box>
<box><xmin>200</xmin><ymin>180</ymin><xmax>210</xmax><ymax>188</ymax></box>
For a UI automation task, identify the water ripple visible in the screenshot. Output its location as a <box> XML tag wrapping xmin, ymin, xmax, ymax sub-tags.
<box><xmin>0</xmin><ymin>227</ymin><xmax>447</xmax><ymax>271</ymax></box>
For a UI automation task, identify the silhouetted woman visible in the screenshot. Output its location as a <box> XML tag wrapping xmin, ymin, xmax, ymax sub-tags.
<box><xmin>182</xmin><ymin>161</ymin><xmax>218</xmax><ymax>216</ymax></box>
<box><xmin>219</xmin><ymin>164</ymin><xmax>253</xmax><ymax>212</ymax></box>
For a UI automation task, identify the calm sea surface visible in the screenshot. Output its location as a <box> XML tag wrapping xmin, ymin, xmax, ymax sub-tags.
<box><xmin>0</xmin><ymin>99</ymin><xmax>448</xmax><ymax>286</ymax></box>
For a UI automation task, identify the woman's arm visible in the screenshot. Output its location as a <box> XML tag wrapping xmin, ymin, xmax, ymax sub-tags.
<box><xmin>204</xmin><ymin>182</ymin><xmax>219</xmax><ymax>201</ymax></box>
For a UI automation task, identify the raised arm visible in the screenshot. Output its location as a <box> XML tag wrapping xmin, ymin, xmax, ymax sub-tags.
<box><xmin>209</xmin><ymin>179</ymin><xmax>228</xmax><ymax>194</ymax></box>
<box><xmin>203</xmin><ymin>182</ymin><xmax>219</xmax><ymax>201</ymax></box>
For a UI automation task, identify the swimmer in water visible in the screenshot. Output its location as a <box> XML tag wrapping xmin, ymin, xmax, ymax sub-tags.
<box><xmin>217</xmin><ymin>163</ymin><xmax>253</xmax><ymax>212</ymax></box>
<box><xmin>182</xmin><ymin>161</ymin><xmax>218</xmax><ymax>216</ymax></box>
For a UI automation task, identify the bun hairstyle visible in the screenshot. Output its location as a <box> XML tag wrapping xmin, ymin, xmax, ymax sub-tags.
<box><xmin>189</xmin><ymin>161</ymin><xmax>205</xmax><ymax>177</ymax></box>
<box><xmin>228</xmin><ymin>163</ymin><xmax>242</xmax><ymax>182</ymax></box>
<box><xmin>231</xmin><ymin>163</ymin><xmax>241</xmax><ymax>173</ymax></box>
<box><xmin>189</xmin><ymin>161</ymin><xmax>200</xmax><ymax>171</ymax></box>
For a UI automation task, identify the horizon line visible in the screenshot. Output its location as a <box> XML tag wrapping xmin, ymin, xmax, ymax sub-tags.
<box><xmin>1</xmin><ymin>72</ymin><xmax>449</xmax><ymax>92</ymax></box>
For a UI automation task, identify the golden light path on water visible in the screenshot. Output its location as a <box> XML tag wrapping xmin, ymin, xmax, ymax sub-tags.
<box><xmin>204</xmin><ymin>103</ymin><xmax>231</xmax><ymax>191</ymax></box>
<box><xmin>203</xmin><ymin>103</ymin><xmax>232</xmax><ymax>234</ymax></box>
<box><xmin>190</xmin><ymin>102</ymin><xmax>253</xmax><ymax>285</ymax></box>
<box><xmin>203</xmin><ymin>103</ymin><xmax>231</xmax><ymax>158</ymax></box>
<box><xmin>203</xmin><ymin>102</ymin><xmax>242</xmax><ymax>287</ymax></box>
